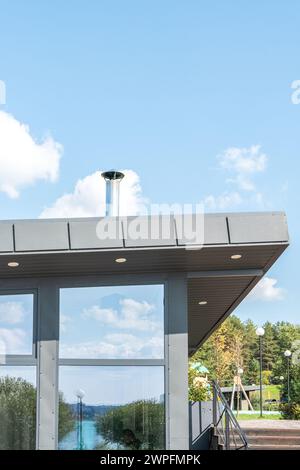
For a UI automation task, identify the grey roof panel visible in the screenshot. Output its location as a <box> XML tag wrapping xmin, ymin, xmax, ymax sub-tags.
<box><xmin>203</xmin><ymin>214</ymin><xmax>229</xmax><ymax>245</ymax></box>
<box><xmin>123</xmin><ymin>215</ymin><xmax>177</xmax><ymax>248</ymax></box>
<box><xmin>14</xmin><ymin>221</ymin><xmax>69</xmax><ymax>252</ymax></box>
<box><xmin>228</xmin><ymin>212</ymin><xmax>289</xmax><ymax>244</ymax></box>
<box><xmin>69</xmin><ymin>219</ymin><xmax>123</xmax><ymax>250</ymax></box>
<box><xmin>0</xmin><ymin>223</ymin><xmax>14</xmax><ymax>252</ymax></box>
<box><xmin>0</xmin><ymin>211</ymin><xmax>289</xmax><ymax>253</ymax></box>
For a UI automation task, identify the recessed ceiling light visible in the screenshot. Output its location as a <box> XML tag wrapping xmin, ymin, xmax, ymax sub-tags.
<box><xmin>231</xmin><ymin>254</ymin><xmax>242</xmax><ymax>260</ymax></box>
<box><xmin>198</xmin><ymin>300</ymin><xmax>208</xmax><ymax>306</ymax></box>
<box><xmin>8</xmin><ymin>261</ymin><xmax>19</xmax><ymax>268</ymax></box>
<box><xmin>115</xmin><ymin>257</ymin><xmax>127</xmax><ymax>263</ymax></box>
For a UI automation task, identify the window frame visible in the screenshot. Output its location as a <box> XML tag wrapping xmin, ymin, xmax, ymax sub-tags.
<box><xmin>57</xmin><ymin>276</ymin><xmax>167</xmax><ymax>450</ymax></box>
<box><xmin>0</xmin><ymin>288</ymin><xmax>38</xmax><ymax>450</ymax></box>
<box><xmin>58</xmin><ymin>280</ymin><xmax>166</xmax><ymax>366</ymax></box>
<box><xmin>0</xmin><ymin>288</ymin><xmax>38</xmax><ymax>365</ymax></box>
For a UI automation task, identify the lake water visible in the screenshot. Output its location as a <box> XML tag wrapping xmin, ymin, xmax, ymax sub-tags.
<box><xmin>59</xmin><ymin>420</ymin><xmax>104</xmax><ymax>450</ymax></box>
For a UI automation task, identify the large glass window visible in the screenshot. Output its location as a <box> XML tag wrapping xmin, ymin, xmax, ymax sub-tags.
<box><xmin>58</xmin><ymin>366</ymin><xmax>165</xmax><ymax>450</ymax></box>
<box><xmin>0</xmin><ymin>293</ymin><xmax>34</xmax><ymax>356</ymax></box>
<box><xmin>59</xmin><ymin>285</ymin><xmax>164</xmax><ymax>359</ymax></box>
<box><xmin>0</xmin><ymin>366</ymin><xmax>36</xmax><ymax>450</ymax></box>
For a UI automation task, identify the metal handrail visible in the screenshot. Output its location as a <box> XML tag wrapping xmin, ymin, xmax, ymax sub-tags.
<box><xmin>212</xmin><ymin>380</ymin><xmax>248</xmax><ymax>450</ymax></box>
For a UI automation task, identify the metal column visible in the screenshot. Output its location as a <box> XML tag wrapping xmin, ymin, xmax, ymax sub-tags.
<box><xmin>166</xmin><ymin>277</ymin><xmax>189</xmax><ymax>450</ymax></box>
<box><xmin>36</xmin><ymin>282</ymin><xmax>59</xmax><ymax>450</ymax></box>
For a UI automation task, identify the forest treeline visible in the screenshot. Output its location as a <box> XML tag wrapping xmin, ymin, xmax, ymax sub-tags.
<box><xmin>192</xmin><ymin>315</ymin><xmax>300</xmax><ymax>401</ymax></box>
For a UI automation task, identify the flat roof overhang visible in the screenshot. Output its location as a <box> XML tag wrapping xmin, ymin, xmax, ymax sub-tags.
<box><xmin>0</xmin><ymin>211</ymin><xmax>289</xmax><ymax>355</ymax></box>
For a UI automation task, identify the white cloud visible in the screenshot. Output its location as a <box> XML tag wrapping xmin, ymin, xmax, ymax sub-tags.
<box><xmin>203</xmin><ymin>145</ymin><xmax>268</xmax><ymax>211</ymax></box>
<box><xmin>0</xmin><ymin>111</ymin><xmax>62</xmax><ymax>198</ymax></box>
<box><xmin>0</xmin><ymin>328</ymin><xmax>26</xmax><ymax>354</ymax></box>
<box><xmin>219</xmin><ymin>145</ymin><xmax>267</xmax><ymax>195</ymax></box>
<box><xmin>60</xmin><ymin>332</ymin><xmax>164</xmax><ymax>359</ymax></box>
<box><xmin>82</xmin><ymin>306</ymin><xmax>117</xmax><ymax>324</ymax></box>
<box><xmin>248</xmin><ymin>277</ymin><xmax>286</xmax><ymax>302</ymax></box>
<box><xmin>118</xmin><ymin>298</ymin><xmax>156</xmax><ymax>330</ymax></box>
<box><xmin>219</xmin><ymin>145</ymin><xmax>267</xmax><ymax>176</ymax></box>
<box><xmin>82</xmin><ymin>298</ymin><xmax>158</xmax><ymax>331</ymax></box>
<box><xmin>203</xmin><ymin>192</ymin><xmax>243</xmax><ymax>210</ymax></box>
<box><xmin>0</xmin><ymin>301</ymin><xmax>25</xmax><ymax>324</ymax></box>
<box><xmin>40</xmin><ymin>169</ymin><xmax>147</xmax><ymax>218</ymax></box>
<box><xmin>60</xmin><ymin>314</ymin><xmax>72</xmax><ymax>333</ymax></box>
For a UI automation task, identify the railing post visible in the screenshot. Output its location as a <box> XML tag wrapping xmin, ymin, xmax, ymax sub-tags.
<box><xmin>212</xmin><ymin>382</ymin><xmax>217</xmax><ymax>427</ymax></box>
<box><xmin>225</xmin><ymin>411</ymin><xmax>230</xmax><ymax>450</ymax></box>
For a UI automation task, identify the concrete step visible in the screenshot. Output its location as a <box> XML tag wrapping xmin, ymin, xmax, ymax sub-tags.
<box><xmin>241</xmin><ymin>428</ymin><xmax>300</xmax><ymax>437</ymax></box>
<box><xmin>249</xmin><ymin>444</ymin><xmax>300</xmax><ymax>450</ymax></box>
<box><xmin>244</xmin><ymin>435</ymin><xmax>300</xmax><ymax>446</ymax></box>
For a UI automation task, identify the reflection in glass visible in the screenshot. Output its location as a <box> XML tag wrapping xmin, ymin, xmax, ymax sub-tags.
<box><xmin>0</xmin><ymin>293</ymin><xmax>34</xmax><ymax>355</ymax></box>
<box><xmin>0</xmin><ymin>367</ymin><xmax>36</xmax><ymax>449</ymax></box>
<box><xmin>58</xmin><ymin>366</ymin><xmax>165</xmax><ymax>450</ymax></box>
<box><xmin>59</xmin><ymin>285</ymin><xmax>164</xmax><ymax>359</ymax></box>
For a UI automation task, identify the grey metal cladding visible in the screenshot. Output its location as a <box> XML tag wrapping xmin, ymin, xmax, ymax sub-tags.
<box><xmin>14</xmin><ymin>221</ymin><xmax>69</xmax><ymax>252</ymax></box>
<box><xmin>228</xmin><ymin>212</ymin><xmax>289</xmax><ymax>244</ymax></box>
<box><xmin>123</xmin><ymin>215</ymin><xmax>177</xmax><ymax>247</ymax></box>
<box><xmin>176</xmin><ymin>214</ymin><xmax>229</xmax><ymax>246</ymax></box>
<box><xmin>203</xmin><ymin>214</ymin><xmax>229</xmax><ymax>245</ymax></box>
<box><xmin>69</xmin><ymin>219</ymin><xmax>123</xmax><ymax>249</ymax></box>
<box><xmin>0</xmin><ymin>223</ymin><xmax>14</xmax><ymax>252</ymax></box>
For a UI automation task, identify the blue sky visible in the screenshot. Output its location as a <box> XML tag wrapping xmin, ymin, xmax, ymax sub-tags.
<box><xmin>0</xmin><ymin>0</ymin><xmax>299</xmax><ymax>331</ymax></box>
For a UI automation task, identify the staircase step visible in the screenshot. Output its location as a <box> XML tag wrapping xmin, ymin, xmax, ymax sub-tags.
<box><xmin>242</xmin><ymin>428</ymin><xmax>300</xmax><ymax>437</ymax></box>
<box><xmin>249</xmin><ymin>444</ymin><xmax>300</xmax><ymax>450</ymax></box>
<box><xmin>246</xmin><ymin>435</ymin><xmax>300</xmax><ymax>446</ymax></box>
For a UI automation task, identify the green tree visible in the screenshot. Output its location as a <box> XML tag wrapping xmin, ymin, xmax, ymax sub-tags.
<box><xmin>96</xmin><ymin>400</ymin><xmax>164</xmax><ymax>450</ymax></box>
<box><xmin>244</xmin><ymin>357</ymin><xmax>259</xmax><ymax>385</ymax></box>
<box><xmin>58</xmin><ymin>392</ymin><xmax>76</xmax><ymax>441</ymax></box>
<box><xmin>188</xmin><ymin>366</ymin><xmax>210</xmax><ymax>401</ymax></box>
<box><xmin>0</xmin><ymin>376</ymin><xmax>75</xmax><ymax>449</ymax></box>
<box><xmin>0</xmin><ymin>376</ymin><xmax>36</xmax><ymax>450</ymax></box>
<box><xmin>262</xmin><ymin>322</ymin><xmax>279</xmax><ymax>371</ymax></box>
<box><xmin>243</xmin><ymin>320</ymin><xmax>259</xmax><ymax>378</ymax></box>
<box><xmin>191</xmin><ymin>315</ymin><xmax>300</xmax><ymax>391</ymax></box>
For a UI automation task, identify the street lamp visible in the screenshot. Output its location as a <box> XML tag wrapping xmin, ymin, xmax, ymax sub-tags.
<box><xmin>236</xmin><ymin>368</ymin><xmax>243</xmax><ymax>418</ymax></box>
<box><xmin>75</xmin><ymin>389</ymin><xmax>85</xmax><ymax>450</ymax></box>
<box><xmin>284</xmin><ymin>350</ymin><xmax>292</xmax><ymax>403</ymax></box>
<box><xmin>256</xmin><ymin>327</ymin><xmax>265</xmax><ymax>418</ymax></box>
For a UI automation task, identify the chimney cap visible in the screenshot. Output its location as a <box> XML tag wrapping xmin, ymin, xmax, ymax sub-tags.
<box><xmin>101</xmin><ymin>170</ymin><xmax>124</xmax><ymax>181</ymax></box>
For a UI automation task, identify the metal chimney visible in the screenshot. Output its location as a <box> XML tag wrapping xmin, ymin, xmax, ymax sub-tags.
<box><xmin>101</xmin><ymin>170</ymin><xmax>124</xmax><ymax>217</ymax></box>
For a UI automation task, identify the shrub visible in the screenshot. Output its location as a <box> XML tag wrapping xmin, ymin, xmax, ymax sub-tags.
<box><xmin>279</xmin><ymin>402</ymin><xmax>300</xmax><ymax>420</ymax></box>
<box><xmin>189</xmin><ymin>383</ymin><xmax>210</xmax><ymax>402</ymax></box>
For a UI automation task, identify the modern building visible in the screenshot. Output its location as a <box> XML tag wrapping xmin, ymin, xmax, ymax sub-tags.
<box><xmin>0</xmin><ymin>209</ymin><xmax>289</xmax><ymax>450</ymax></box>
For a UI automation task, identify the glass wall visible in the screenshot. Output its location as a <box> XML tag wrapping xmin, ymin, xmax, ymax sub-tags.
<box><xmin>58</xmin><ymin>366</ymin><xmax>164</xmax><ymax>450</ymax></box>
<box><xmin>0</xmin><ymin>293</ymin><xmax>34</xmax><ymax>355</ymax></box>
<box><xmin>0</xmin><ymin>366</ymin><xmax>36</xmax><ymax>449</ymax></box>
<box><xmin>0</xmin><ymin>292</ymin><xmax>36</xmax><ymax>449</ymax></box>
<box><xmin>59</xmin><ymin>285</ymin><xmax>164</xmax><ymax>359</ymax></box>
<box><xmin>59</xmin><ymin>284</ymin><xmax>165</xmax><ymax>450</ymax></box>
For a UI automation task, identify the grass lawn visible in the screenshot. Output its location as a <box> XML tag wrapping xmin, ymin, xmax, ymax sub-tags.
<box><xmin>252</xmin><ymin>384</ymin><xmax>281</xmax><ymax>402</ymax></box>
<box><xmin>237</xmin><ymin>413</ymin><xmax>281</xmax><ymax>421</ymax></box>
